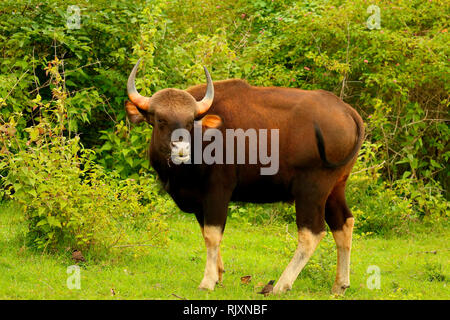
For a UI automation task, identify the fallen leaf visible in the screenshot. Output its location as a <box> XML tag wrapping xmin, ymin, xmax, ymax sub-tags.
<box><xmin>240</xmin><ymin>275</ymin><xmax>252</xmax><ymax>284</ymax></box>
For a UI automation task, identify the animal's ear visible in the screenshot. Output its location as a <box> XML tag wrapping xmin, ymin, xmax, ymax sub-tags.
<box><xmin>125</xmin><ymin>100</ymin><xmax>154</xmax><ymax>125</ymax></box>
<box><xmin>201</xmin><ymin>114</ymin><xmax>222</xmax><ymax>129</ymax></box>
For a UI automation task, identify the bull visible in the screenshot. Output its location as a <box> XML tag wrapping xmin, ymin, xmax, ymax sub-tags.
<box><xmin>125</xmin><ymin>59</ymin><xmax>364</xmax><ymax>295</ymax></box>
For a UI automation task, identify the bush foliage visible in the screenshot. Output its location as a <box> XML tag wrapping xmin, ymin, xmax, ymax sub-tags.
<box><xmin>0</xmin><ymin>0</ymin><xmax>448</xmax><ymax>250</ymax></box>
<box><xmin>0</xmin><ymin>57</ymin><xmax>168</xmax><ymax>253</ymax></box>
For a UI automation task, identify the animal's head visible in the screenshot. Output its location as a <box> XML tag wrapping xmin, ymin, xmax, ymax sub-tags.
<box><xmin>125</xmin><ymin>59</ymin><xmax>222</xmax><ymax>163</ymax></box>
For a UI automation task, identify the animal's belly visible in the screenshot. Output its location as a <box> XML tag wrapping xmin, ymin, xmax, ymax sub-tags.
<box><xmin>231</xmin><ymin>182</ymin><xmax>293</xmax><ymax>203</ymax></box>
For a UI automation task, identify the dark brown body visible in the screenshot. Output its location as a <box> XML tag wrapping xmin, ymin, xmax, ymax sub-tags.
<box><xmin>151</xmin><ymin>79</ymin><xmax>363</xmax><ymax>234</ymax></box>
<box><xmin>126</xmin><ymin>71</ymin><xmax>364</xmax><ymax>294</ymax></box>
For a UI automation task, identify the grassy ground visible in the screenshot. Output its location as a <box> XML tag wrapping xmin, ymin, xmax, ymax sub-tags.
<box><xmin>0</xmin><ymin>201</ymin><xmax>448</xmax><ymax>300</ymax></box>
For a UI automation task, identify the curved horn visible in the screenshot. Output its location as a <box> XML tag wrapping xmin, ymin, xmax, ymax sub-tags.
<box><xmin>127</xmin><ymin>58</ymin><xmax>152</xmax><ymax>111</ymax></box>
<box><xmin>196</xmin><ymin>66</ymin><xmax>214</xmax><ymax>116</ymax></box>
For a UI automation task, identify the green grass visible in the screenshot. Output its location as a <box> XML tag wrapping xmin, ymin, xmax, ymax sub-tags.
<box><xmin>0</xmin><ymin>201</ymin><xmax>448</xmax><ymax>300</ymax></box>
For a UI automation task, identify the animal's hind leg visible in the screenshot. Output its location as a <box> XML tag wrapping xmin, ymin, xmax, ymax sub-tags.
<box><xmin>273</xmin><ymin>178</ymin><xmax>328</xmax><ymax>294</ymax></box>
<box><xmin>273</xmin><ymin>227</ymin><xmax>325</xmax><ymax>294</ymax></box>
<box><xmin>325</xmin><ymin>180</ymin><xmax>354</xmax><ymax>295</ymax></box>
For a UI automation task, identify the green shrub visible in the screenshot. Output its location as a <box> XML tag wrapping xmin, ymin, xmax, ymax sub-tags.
<box><xmin>2</xmin><ymin>135</ymin><xmax>169</xmax><ymax>252</ymax></box>
<box><xmin>347</xmin><ymin>141</ymin><xmax>449</xmax><ymax>236</ymax></box>
<box><xmin>96</xmin><ymin>121</ymin><xmax>152</xmax><ymax>179</ymax></box>
<box><xmin>0</xmin><ymin>57</ymin><xmax>169</xmax><ymax>253</ymax></box>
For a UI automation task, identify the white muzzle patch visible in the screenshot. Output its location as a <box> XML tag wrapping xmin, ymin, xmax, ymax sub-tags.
<box><xmin>170</xmin><ymin>141</ymin><xmax>191</xmax><ymax>164</ymax></box>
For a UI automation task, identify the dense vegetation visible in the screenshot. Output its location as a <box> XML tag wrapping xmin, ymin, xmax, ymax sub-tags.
<box><xmin>0</xmin><ymin>0</ymin><xmax>448</xmax><ymax>258</ymax></box>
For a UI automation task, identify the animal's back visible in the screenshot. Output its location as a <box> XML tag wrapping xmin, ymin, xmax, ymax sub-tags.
<box><xmin>188</xmin><ymin>80</ymin><xmax>360</xmax><ymax>169</ymax></box>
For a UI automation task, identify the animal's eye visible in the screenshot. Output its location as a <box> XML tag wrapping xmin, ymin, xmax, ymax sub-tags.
<box><xmin>157</xmin><ymin>119</ymin><xmax>167</xmax><ymax>127</ymax></box>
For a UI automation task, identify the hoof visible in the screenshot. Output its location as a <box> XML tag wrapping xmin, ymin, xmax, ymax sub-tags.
<box><xmin>272</xmin><ymin>282</ymin><xmax>291</xmax><ymax>295</ymax></box>
<box><xmin>332</xmin><ymin>283</ymin><xmax>349</xmax><ymax>295</ymax></box>
<box><xmin>198</xmin><ymin>278</ymin><xmax>217</xmax><ymax>291</ymax></box>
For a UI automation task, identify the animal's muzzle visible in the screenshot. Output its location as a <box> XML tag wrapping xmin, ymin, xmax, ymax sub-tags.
<box><xmin>170</xmin><ymin>141</ymin><xmax>191</xmax><ymax>164</ymax></box>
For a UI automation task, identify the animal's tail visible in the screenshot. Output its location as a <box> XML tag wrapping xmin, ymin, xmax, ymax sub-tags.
<box><xmin>314</xmin><ymin>109</ymin><xmax>364</xmax><ymax>168</ymax></box>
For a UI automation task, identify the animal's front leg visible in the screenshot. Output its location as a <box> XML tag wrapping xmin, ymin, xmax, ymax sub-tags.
<box><xmin>198</xmin><ymin>183</ymin><xmax>231</xmax><ymax>291</ymax></box>
<box><xmin>217</xmin><ymin>248</ymin><xmax>224</xmax><ymax>282</ymax></box>
<box><xmin>199</xmin><ymin>225</ymin><xmax>223</xmax><ymax>290</ymax></box>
